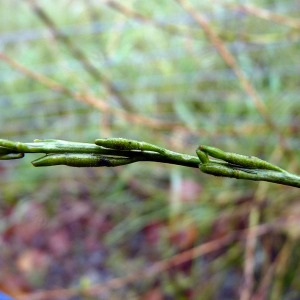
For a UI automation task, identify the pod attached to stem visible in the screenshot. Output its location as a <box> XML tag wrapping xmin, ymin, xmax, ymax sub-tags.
<box><xmin>198</xmin><ymin>145</ymin><xmax>284</xmax><ymax>172</ymax></box>
<box><xmin>32</xmin><ymin>153</ymin><xmax>138</xmax><ymax>167</ymax></box>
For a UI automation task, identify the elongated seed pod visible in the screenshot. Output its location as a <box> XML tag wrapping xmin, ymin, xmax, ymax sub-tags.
<box><xmin>95</xmin><ymin>138</ymin><xmax>166</xmax><ymax>154</ymax></box>
<box><xmin>0</xmin><ymin>146</ymin><xmax>24</xmax><ymax>159</ymax></box>
<box><xmin>200</xmin><ymin>163</ymin><xmax>259</xmax><ymax>180</ymax></box>
<box><xmin>0</xmin><ymin>153</ymin><xmax>24</xmax><ymax>160</ymax></box>
<box><xmin>200</xmin><ymin>162</ymin><xmax>300</xmax><ymax>187</ymax></box>
<box><xmin>32</xmin><ymin>154</ymin><xmax>138</xmax><ymax>167</ymax></box>
<box><xmin>198</xmin><ymin>145</ymin><xmax>284</xmax><ymax>172</ymax></box>
<box><xmin>95</xmin><ymin>138</ymin><xmax>146</xmax><ymax>151</ymax></box>
<box><xmin>196</xmin><ymin>149</ymin><xmax>209</xmax><ymax>164</ymax></box>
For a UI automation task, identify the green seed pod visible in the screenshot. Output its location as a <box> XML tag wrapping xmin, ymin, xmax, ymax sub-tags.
<box><xmin>95</xmin><ymin>138</ymin><xmax>166</xmax><ymax>154</ymax></box>
<box><xmin>200</xmin><ymin>163</ymin><xmax>258</xmax><ymax>180</ymax></box>
<box><xmin>196</xmin><ymin>149</ymin><xmax>209</xmax><ymax>164</ymax></box>
<box><xmin>0</xmin><ymin>152</ymin><xmax>24</xmax><ymax>160</ymax></box>
<box><xmin>198</xmin><ymin>145</ymin><xmax>227</xmax><ymax>160</ymax></box>
<box><xmin>95</xmin><ymin>138</ymin><xmax>142</xmax><ymax>150</ymax></box>
<box><xmin>32</xmin><ymin>154</ymin><xmax>138</xmax><ymax>167</ymax></box>
<box><xmin>199</xmin><ymin>145</ymin><xmax>284</xmax><ymax>172</ymax></box>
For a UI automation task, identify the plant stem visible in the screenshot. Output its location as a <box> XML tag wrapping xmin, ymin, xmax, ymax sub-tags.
<box><xmin>0</xmin><ymin>139</ymin><xmax>200</xmax><ymax>168</ymax></box>
<box><xmin>0</xmin><ymin>138</ymin><xmax>299</xmax><ymax>188</ymax></box>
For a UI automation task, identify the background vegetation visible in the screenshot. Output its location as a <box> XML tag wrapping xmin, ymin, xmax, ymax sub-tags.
<box><xmin>0</xmin><ymin>0</ymin><xmax>300</xmax><ymax>299</ymax></box>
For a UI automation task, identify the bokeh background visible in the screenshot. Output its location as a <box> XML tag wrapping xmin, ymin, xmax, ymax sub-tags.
<box><xmin>0</xmin><ymin>0</ymin><xmax>300</xmax><ymax>299</ymax></box>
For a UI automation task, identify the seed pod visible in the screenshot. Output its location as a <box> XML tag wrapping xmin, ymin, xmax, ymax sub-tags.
<box><xmin>199</xmin><ymin>145</ymin><xmax>284</xmax><ymax>172</ymax></box>
<box><xmin>196</xmin><ymin>149</ymin><xmax>209</xmax><ymax>164</ymax></box>
<box><xmin>95</xmin><ymin>138</ymin><xmax>166</xmax><ymax>154</ymax></box>
<box><xmin>32</xmin><ymin>154</ymin><xmax>137</xmax><ymax>167</ymax></box>
<box><xmin>200</xmin><ymin>162</ymin><xmax>258</xmax><ymax>180</ymax></box>
<box><xmin>0</xmin><ymin>152</ymin><xmax>24</xmax><ymax>160</ymax></box>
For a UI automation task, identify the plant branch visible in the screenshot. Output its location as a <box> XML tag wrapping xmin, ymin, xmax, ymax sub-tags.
<box><xmin>0</xmin><ymin>138</ymin><xmax>299</xmax><ymax>188</ymax></box>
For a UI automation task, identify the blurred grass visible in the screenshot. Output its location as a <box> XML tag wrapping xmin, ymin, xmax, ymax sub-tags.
<box><xmin>0</xmin><ymin>0</ymin><xmax>300</xmax><ymax>299</ymax></box>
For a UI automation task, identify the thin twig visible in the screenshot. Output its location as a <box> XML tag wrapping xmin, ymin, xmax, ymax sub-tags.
<box><xmin>0</xmin><ymin>52</ymin><xmax>274</xmax><ymax>137</ymax></box>
<box><xmin>103</xmin><ymin>0</ymin><xmax>195</xmax><ymax>37</ymax></box>
<box><xmin>0</xmin><ymin>52</ymin><xmax>189</xmax><ymax>132</ymax></box>
<box><xmin>175</xmin><ymin>0</ymin><xmax>275</xmax><ymax>129</ymax></box>
<box><xmin>26</xmin><ymin>0</ymin><xmax>134</xmax><ymax>111</ymax></box>
<box><xmin>229</xmin><ymin>4</ymin><xmax>300</xmax><ymax>29</ymax></box>
<box><xmin>240</xmin><ymin>204</ymin><xmax>260</xmax><ymax>300</ymax></box>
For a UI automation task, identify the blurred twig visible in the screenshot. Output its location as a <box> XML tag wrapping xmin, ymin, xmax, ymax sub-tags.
<box><xmin>0</xmin><ymin>52</ymin><xmax>188</xmax><ymax>132</ymax></box>
<box><xmin>175</xmin><ymin>0</ymin><xmax>275</xmax><ymax>130</ymax></box>
<box><xmin>228</xmin><ymin>4</ymin><xmax>300</xmax><ymax>29</ymax></box>
<box><xmin>103</xmin><ymin>0</ymin><xmax>195</xmax><ymax>37</ymax></box>
<box><xmin>240</xmin><ymin>204</ymin><xmax>260</xmax><ymax>300</ymax></box>
<box><xmin>1</xmin><ymin>51</ymin><xmax>269</xmax><ymax>138</ymax></box>
<box><xmin>26</xmin><ymin>0</ymin><xmax>134</xmax><ymax>111</ymax></box>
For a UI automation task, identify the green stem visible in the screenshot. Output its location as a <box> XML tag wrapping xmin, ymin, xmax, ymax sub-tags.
<box><xmin>1</xmin><ymin>138</ymin><xmax>299</xmax><ymax>188</ymax></box>
<box><xmin>0</xmin><ymin>139</ymin><xmax>200</xmax><ymax>168</ymax></box>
